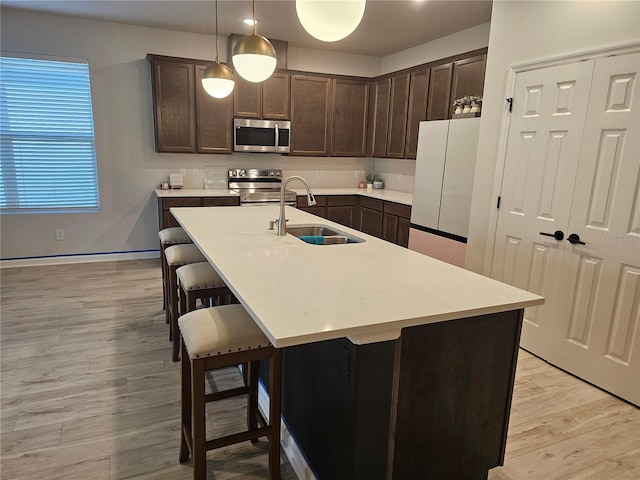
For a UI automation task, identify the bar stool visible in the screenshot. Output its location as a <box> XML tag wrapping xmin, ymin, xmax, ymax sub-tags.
<box><xmin>165</xmin><ymin>244</ymin><xmax>206</xmax><ymax>341</ymax></box>
<box><xmin>158</xmin><ymin>227</ymin><xmax>192</xmax><ymax>310</ymax></box>
<box><xmin>174</xmin><ymin>262</ymin><xmax>234</xmax><ymax>362</ymax></box>
<box><xmin>178</xmin><ymin>305</ymin><xmax>281</xmax><ymax>480</ymax></box>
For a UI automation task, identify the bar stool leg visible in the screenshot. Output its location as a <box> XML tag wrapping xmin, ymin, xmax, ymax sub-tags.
<box><xmin>192</xmin><ymin>358</ymin><xmax>207</xmax><ymax>480</ymax></box>
<box><xmin>179</xmin><ymin>338</ymin><xmax>191</xmax><ymax>464</ymax></box>
<box><xmin>269</xmin><ymin>349</ymin><xmax>282</xmax><ymax>480</ymax></box>
<box><xmin>248</xmin><ymin>361</ymin><xmax>259</xmax><ymax>441</ymax></box>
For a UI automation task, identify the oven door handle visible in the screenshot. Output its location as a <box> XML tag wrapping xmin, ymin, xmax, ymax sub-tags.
<box><xmin>274</xmin><ymin>124</ymin><xmax>279</xmax><ymax>150</ymax></box>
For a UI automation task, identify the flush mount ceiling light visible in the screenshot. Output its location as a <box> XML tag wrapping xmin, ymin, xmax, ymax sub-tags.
<box><xmin>201</xmin><ymin>0</ymin><xmax>235</xmax><ymax>98</ymax></box>
<box><xmin>232</xmin><ymin>0</ymin><xmax>277</xmax><ymax>83</ymax></box>
<box><xmin>295</xmin><ymin>0</ymin><xmax>366</xmax><ymax>42</ymax></box>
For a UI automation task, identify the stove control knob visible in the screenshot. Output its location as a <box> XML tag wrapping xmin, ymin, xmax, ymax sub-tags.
<box><xmin>239</xmin><ymin>170</ymin><xmax>246</xmax><ymax>176</ymax></box>
<box><xmin>269</xmin><ymin>171</ymin><xmax>275</xmax><ymax>176</ymax></box>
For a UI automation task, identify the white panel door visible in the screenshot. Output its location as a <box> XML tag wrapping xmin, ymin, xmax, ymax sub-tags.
<box><xmin>550</xmin><ymin>53</ymin><xmax>640</xmax><ymax>404</ymax></box>
<box><xmin>491</xmin><ymin>60</ymin><xmax>595</xmax><ymax>358</ymax></box>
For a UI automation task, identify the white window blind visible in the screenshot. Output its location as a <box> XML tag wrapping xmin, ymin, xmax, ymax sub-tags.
<box><xmin>0</xmin><ymin>55</ymin><xmax>99</xmax><ymax>213</ymax></box>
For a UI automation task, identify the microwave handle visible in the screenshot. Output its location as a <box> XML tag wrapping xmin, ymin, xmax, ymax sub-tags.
<box><xmin>274</xmin><ymin>123</ymin><xmax>279</xmax><ymax>148</ymax></box>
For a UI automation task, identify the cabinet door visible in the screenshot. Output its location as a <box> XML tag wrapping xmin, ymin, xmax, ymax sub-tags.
<box><xmin>382</xmin><ymin>213</ymin><xmax>399</xmax><ymax>244</ymax></box>
<box><xmin>331</xmin><ymin>79</ymin><xmax>369</xmax><ymax>157</ymax></box>
<box><xmin>263</xmin><ymin>73</ymin><xmax>290</xmax><ymax>120</ymax></box>
<box><xmin>368</xmin><ymin>78</ymin><xmax>391</xmax><ymax>157</ymax></box>
<box><xmin>404</xmin><ymin>69</ymin><xmax>430</xmax><ymax>159</ymax></box>
<box><xmin>386</xmin><ymin>74</ymin><xmax>410</xmax><ymax>158</ymax></box>
<box><xmin>359</xmin><ymin>207</ymin><xmax>383</xmax><ymax>238</ymax></box>
<box><xmin>327</xmin><ymin>205</ymin><xmax>356</xmax><ymax>228</ymax></box>
<box><xmin>397</xmin><ymin>217</ymin><xmax>410</xmax><ymax>248</ymax></box>
<box><xmin>426</xmin><ymin>63</ymin><xmax>453</xmax><ymax>121</ymax></box>
<box><xmin>233</xmin><ymin>75</ymin><xmax>262</xmax><ymax>118</ymax></box>
<box><xmin>195</xmin><ymin>65</ymin><xmax>233</xmax><ymax>153</ymax></box>
<box><xmin>152</xmin><ymin>61</ymin><xmax>196</xmax><ymax>152</ymax></box>
<box><xmin>290</xmin><ymin>75</ymin><xmax>332</xmax><ymax>156</ymax></box>
<box><xmin>450</xmin><ymin>54</ymin><xmax>486</xmax><ymax>118</ymax></box>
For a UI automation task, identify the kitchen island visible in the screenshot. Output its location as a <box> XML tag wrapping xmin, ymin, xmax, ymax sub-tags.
<box><xmin>171</xmin><ymin>205</ymin><xmax>543</xmax><ymax>480</ymax></box>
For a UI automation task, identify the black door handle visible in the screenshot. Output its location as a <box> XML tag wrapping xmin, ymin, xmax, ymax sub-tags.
<box><xmin>539</xmin><ymin>230</ymin><xmax>564</xmax><ymax>241</ymax></box>
<box><xmin>567</xmin><ymin>233</ymin><xmax>586</xmax><ymax>245</ymax></box>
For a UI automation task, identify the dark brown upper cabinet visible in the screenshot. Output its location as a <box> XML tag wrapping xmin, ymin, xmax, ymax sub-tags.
<box><xmin>290</xmin><ymin>75</ymin><xmax>332</xmax><ymax>156</ymax></box>
<box><xmin>368</xmin><ymin>78</ymin><xmax>391</xmax><ymax>158</ymax></box>
<box><xmin>233</xmin><ymin>72</ymin><xmax>290</xmax><ymax>120</ymax></box>
<box><xmin>151</xmin><ymin>60</ymin><xmax>196</xmax><ymax>153</ymax></box>
<box><xmin>331</xmin><ymin>78</ymin><xmax>369</xmax><ymax>157</ymax></box>
<box><xmin>450</xmin><ymin>54</ymin><xmax>487</xmax><ymax>117</ymax></box>
<box><xmin>404</xmin><ymin>69</ymin><xmax>430</xmax><ymax>159</ymax></box>
<box><xmin>386</xmin><ymin>73</ymin><xmax>411</xmax><ymax>158</ymax></box>
<box><xmin>195</xmin><ymin>65</ymin><xmax>233</xmax><ymax>153</ymax></box>
<box><xmin>426</xmin><ymin>63</ymin><xmax>453</xmax><ymax>121</ymax></box>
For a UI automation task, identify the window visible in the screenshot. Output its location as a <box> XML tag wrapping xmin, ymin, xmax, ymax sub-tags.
<box><xmin>0</xmin><ymin>54</ymin><xmax>99</xmax><ymax>213</ymax></box>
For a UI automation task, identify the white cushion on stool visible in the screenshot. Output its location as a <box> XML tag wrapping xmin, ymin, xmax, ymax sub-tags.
<box><xmin>158</xmin><ymin>227</ymin><xmax>192</xmax><ymax>245</ymax></box>
<box><xmin>177</xmin><ymin>262</ymin><xmax>226</xmax><ymax>291</ymax></box>
<box><xmin>179</xmin><ymin>305</ymin><xmax>271</xmax><ymax>359</ymax></box>
<box><xmin>165</xmin><ymin>244</ymin><xmax>206</xmax><ymax>267</ymax></box>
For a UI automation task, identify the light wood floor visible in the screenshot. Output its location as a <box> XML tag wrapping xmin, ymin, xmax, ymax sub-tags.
<box><xmin>1</xmin><ymin>259</ymin><xmax>638</xmax><ymax>480</ymax></box>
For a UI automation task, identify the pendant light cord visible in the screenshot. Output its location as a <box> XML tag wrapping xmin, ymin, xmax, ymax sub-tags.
<box><xmin>215</xmin><ymin>0</ymin><xmax>220</xmax><ymax>64</ymax></box>
<box><xmin>252</xmin><ymin>0</ymin><xmax>257</xmax><ymax>35</ymax></box>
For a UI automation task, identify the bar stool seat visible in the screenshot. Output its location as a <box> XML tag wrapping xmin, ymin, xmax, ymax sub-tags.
<box><xmin>174</xmin><ymin>262</ymin><xmax>234</xmax><ymax>361</ymax></box>
<box><xmin>178</xmin><ymin>305</ymin><xmax>281</xmax><ymax>480</ymax></box>
<box><xmin>159</xmin><ymin>227</ymin><xmax>193</xmax><ymax>310</ymax></box>
<box><xmin>165</xmin><ymin>244</ymin><xmax>207</xmax><ymax>344</ymax></box>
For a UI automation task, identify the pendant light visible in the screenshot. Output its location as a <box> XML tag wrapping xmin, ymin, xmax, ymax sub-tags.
<box><xmin>201</xmin><ymin>0</ymin><xmax>235</xmax><ymax>98</ymax></box>
<box><xmin>296</xmin><ymin>0</ymin><xmax>366</xmax><ymax>42</ymax></box>
<box><xmin>232</xmin><ymin>0</ymin><xmax>277</xmax><ymax>83</ymax></box>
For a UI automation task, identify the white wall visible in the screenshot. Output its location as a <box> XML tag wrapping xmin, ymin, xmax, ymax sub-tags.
<box><xmin>465</xmin><ymin>0</ymin><xmax>640</xmax><ymax>274</ymax></box>
<box><xmin>0</xmin><ymin>8</ymin><xmax>377</xmax><ymax>261</ymax></box>
<box><xmin>381</xmin><ymin>22</ymin><xmax>490</xmax><ymax>74</ymax></box>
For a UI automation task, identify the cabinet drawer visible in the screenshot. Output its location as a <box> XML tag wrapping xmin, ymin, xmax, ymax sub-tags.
<box><xmin>359</xmin><ymin>196</ymin><xmax>383</xmax><ymax>212</ymax></box>
<box><xmin>383</xmin><ymin>201</ymin><xmax>411</xmax><ymax>219</ymax></box>
<box><xmin>161</xmin><ymin>197</ymin><xmax>203</xmax><ymax>210</ymax></box>
<box><xmin>327</xmin><ymin>195</ymin><xmax>357</xmax><ymax>206</ymax></box>
<box><xmin>203</xmin><ymin>196</ymin><xmax>240</xmax><ymax>207</ymax></box>
<box><xmin>298</xmin><ymin>195</ymin><xmax>327</xmax><ymax>207</ymax></box>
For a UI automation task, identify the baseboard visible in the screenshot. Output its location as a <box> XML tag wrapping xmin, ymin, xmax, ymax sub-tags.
<box><xmin>258</xmin><ymin>381</ymin><xmax>317</xmax><ymax>480</ymax></box>
<box><xmin>0</xmin><ymin>250</ymin><xmax>160</xmax><ymax>268</ymax></box>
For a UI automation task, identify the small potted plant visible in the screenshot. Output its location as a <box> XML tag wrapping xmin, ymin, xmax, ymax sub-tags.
<box><xmin>373</xmin><ymin>175</ymin><xmax>384</xmax><ymax>189</ymax></box>
<box><xmin>366</xmin><ymin>173</ymin><xmax>375</xmax><ymax>191</ymax></box>
<box><xmin>453</xmin><ymin>98</ymin><xmax>464</xmax><ymax>115</ymax></box>
<box><xmin>470</xmin><ymin>95</ymin><xmax>482</xmax><ymax>113</ymax></box>
<box><xmin>462</xmin><ymin>95</ymin><xmax>472</xmax><ymax>113</ymax></box>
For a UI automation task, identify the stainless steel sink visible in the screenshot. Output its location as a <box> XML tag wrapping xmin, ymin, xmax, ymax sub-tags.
<box><xmin>287</xmin><ymin>224</ymin><xmax>364</xmax><ymax>245</ymax></box>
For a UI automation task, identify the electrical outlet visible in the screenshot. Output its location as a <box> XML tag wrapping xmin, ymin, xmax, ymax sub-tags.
<box><xmin>397</xmin><ymin>173</ymin><xmax>402</xmax><ymax>183</ymax></box>
<box><xmin>355</xmin><ymin>169</ymin><xmax>360</xmax><ymax>179</ymax></box>
<box><xmin>193</xmin><ymin>168</ymin><xmax>199</xmax><ymax>178</ymax></box>
<box><xmin>55</xmin><ymin>229</ymin><xmax>64</xmax><ymax>241</ymax></box>
<box><xmin>316</xmin><ymin>170</ymin><xmax>322</xmax><ymax>178</ymax></box>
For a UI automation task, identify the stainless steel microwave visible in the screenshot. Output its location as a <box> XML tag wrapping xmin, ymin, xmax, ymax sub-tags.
<box><xmin>233</xmin><ymin>118</ymin><xmax>291</xmax><ymax>153</ymax></box>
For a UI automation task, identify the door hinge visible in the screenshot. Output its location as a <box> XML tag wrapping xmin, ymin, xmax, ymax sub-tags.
<box><xmin>496</xmin><ymin>196</ymin><xmax>501</xmax><ymax>209</ymax></box>
<box><xmin>506</xmin><ymin>98</ymin><xmax>513</xmax><ymax>112</ymax></box>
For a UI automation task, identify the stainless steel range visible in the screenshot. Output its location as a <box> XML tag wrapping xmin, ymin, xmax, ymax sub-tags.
<box><xmin>228</xmin><ymin>169</ymin><xmax>297</xmax><ymax>205</ymax></box>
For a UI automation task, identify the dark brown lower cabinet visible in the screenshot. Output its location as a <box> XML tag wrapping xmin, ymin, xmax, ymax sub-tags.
<box><xmin>327</xmin><ymin>195</ymin><xmax>357</xmax><ymax>228</ymax></box>
<box><xmin>359</xmin><ymin>207</ymin><xmax>383</xmax><ymax>238</ymax></box>
<box><xmin>297</xmin><ymin>195</ymin><xmax>327</xmax><ymax>218</ymax></box>
<box><xmin>157</xmin><ymin>196</ymin><xmax>239</xmax><ymax>230</ymax></box>
<box><xmin>382</xmin><ymin>201</ymin><xmax>412</xmax><ymax>247</ymax></box>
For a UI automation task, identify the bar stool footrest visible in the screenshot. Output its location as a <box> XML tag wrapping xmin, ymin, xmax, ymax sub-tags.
<box><xmin>206</xmin><ymin>426</ymin><xmax>272</xmax><ymax>451</ymax></box>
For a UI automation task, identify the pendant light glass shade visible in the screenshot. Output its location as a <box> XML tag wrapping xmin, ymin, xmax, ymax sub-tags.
<box><xmin>201</xmin><ymin>0</ymin><xmax>234</xmax><ymax>98</ymax></box>
<box><xmin>296</xmin><ymin>0</ymin><xmax>366</xmax><ymax>42</ymax></box>
<box><xmin>232</xmin><ymin>0</ymin><xmax>277</xmax><ymax>83</ymax></box>
<box><xmin>201</xmin><ymin>63</ymin><xmax>235</xmax><ymax>98</ymax></box>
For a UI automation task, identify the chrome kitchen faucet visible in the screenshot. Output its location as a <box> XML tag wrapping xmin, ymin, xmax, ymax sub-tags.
<box><xmin>275</xmin><ymin>176</ymin><xmax>316</xmax><ymax>236</ymax></box>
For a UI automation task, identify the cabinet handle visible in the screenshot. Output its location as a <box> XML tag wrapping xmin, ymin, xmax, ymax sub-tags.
<box><xmin>567</xmin><ymin>233</ymin><xmax>586</xmax><ymax>245</ymax></box>
<box><xmin>539</xmin><ymin>230</ymin><xmax>564</xmax><ymax>241</ymax></box>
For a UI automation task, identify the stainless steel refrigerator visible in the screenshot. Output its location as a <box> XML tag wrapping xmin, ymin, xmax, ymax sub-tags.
<box><xmin>408</xmin><ymin>118</ymin><xmax>481</xmax><ymax>266</ymax></box>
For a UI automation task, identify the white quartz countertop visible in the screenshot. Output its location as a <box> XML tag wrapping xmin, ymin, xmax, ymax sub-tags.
<box><xmin>155</xmin><ymin>187</ymin><xmax>412</xmax><ymax>206</ymax></box>
<box><xmin>155</xmin><ymin>189</ymin><xmax>239</xmax><ymax>198</ymax></box>
<box><xmin>290</xmin><ymin>188</ymin><xmax>413</xmax><ymax>206</ymax></box>
<box><xmin>171</xmin><ymin>206</ymin><xmax>543</xmax><ymax>348</ymax></box>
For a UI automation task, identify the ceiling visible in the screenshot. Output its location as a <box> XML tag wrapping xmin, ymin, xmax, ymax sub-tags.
<box><xmin>1</xmin><ymin>0</ymin><xmax>493</xmax><ymax>57</ymax></box>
